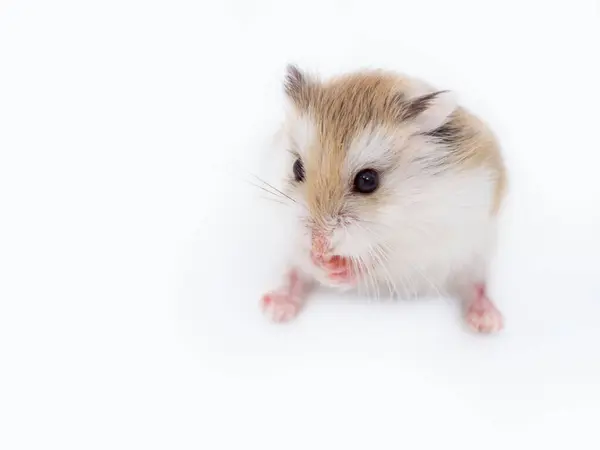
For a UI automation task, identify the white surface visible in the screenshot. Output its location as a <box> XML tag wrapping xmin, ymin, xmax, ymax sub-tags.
<box><xmin>1</xmin><ymin>1</ymin><xmax>599</xmax><ymax>449</ymax></box>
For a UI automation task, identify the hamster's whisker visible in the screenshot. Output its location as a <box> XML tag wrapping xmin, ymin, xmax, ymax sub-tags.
<box><xmin>340</xmin><ymin>223</ymin><xmax>378</xmax><ymax>300</ymax></box>
<box><xmin>392</xmin><ymin>272</ymin><xmax>408</xmax><ymax>300</ymax></box>
<box><xmin>369</xmin><ymin>246</ymin><xmax>392</xmax><ymax>300</ymax></box>
<box><xmin>361</xmin><ymin>226</ymin><xmax>406</xmax><ymax>300</ymax></box>
<box><xmin>258</xmin><ymin>195</ymin><xmax>289</xmax><ymax>207</ymax></box>
<box><xmin>352</xmin><ymin>254</ymin><xmax>368</xmax><ymax>298</ymax></box>
<box><xmin>354</xmin><ymin>221</ymin><xmax>394</xmax><ymax>247</ymax></box>
<box><xmin>356</xmin><ymin>218</ymin><xmax>394</xmax><ymax>231</ymax></box>
<box><xmin>371</xmin><ymin>244</ymin><xmax>398</xmax><ymax>300</ymax></box>
<box><xmin>373</xmin><ymin>240</ymin><xmax>413</xmax><ymax>300</ymax></box>
<box><xmin>251</xmin><ymin>174</ymin><xmax>298</xmax><ymax>204</ymax></box>
<box><xmin>246</xmin><ymin>180</ymin><xmax>288</xmax><ymax>200</ymax></box>
<box><xmin>362</xmin><ymin>253</ymin><xmax>380</xmax><ymax>301</ymax></box>
<box><xmin>369</xmin><ymin>248</ymin><xmax>391</xmax><ymax>299</ymax></box>
<box><xmin>405</xmin><ymin>268</ymin><xmax>419</xmax><ymax>300</ymax></box>
<box><xmin>348</xmin><ymin>256</ymin><xmax>362</xmax><ymax>296</ymax></box>
<box><xmin>246</xmin><ymin>181</ymin><xmax>299</xmax><ymax>211</ymax></box>
<box><xmin>409</xmin><ymin>260</ymin><xmax>443</xmax><ymax>299</ymax></box>
<box><xmin>349</xmin><ymin>222</ymin><xmax>389</xmax><ymax>300</ymax></box>
<box><xmin>359</xmin><ymin>256</ymin><xmax>375</xmax><ymax>301</ymax></box>
<box><xmin>351</xmin><ymin>222</ymin><xmax>388</xmax><ymax>299</ymax></box>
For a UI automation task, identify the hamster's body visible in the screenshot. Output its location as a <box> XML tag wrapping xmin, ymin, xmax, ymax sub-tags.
<box><xmin>261</xmin><ymin>66</ymin><xmax>506</xmax><ymax>333</ymax></box>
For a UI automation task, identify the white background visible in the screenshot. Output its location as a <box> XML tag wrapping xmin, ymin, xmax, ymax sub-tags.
<box><xmin>1</xmin><ymin>1</ymin><xmax>599</xmax><ymax>448</ymax></box>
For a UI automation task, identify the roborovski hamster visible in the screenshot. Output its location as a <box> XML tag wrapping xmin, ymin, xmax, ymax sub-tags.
<box><xmin>261</xmin><ymin>65</ymin><xmax>506</xmax><ymax>333</ymax></box>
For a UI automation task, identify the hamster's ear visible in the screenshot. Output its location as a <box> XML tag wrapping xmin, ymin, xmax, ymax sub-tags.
<box><xmin>283</xmin><ymin>64</ymin><xmax>312</xmax><ymax>109</ymax></box>
<box><xmin>399</xmin><ymin>90</ymin><xmax>457</xmax><ymax>132</ymax></box>
<box><xmin>284</xmin><ymin>64</ymin><xmax>305</xmax><ymax>97</ymax></box>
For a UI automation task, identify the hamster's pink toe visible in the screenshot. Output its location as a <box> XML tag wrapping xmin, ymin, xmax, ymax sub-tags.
<box><xmin>465</xmin><ymin>297</ymin><xmax>503</xmax><ymax>333</ymax></box>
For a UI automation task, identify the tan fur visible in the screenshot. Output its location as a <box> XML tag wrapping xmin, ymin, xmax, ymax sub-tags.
<box><xmin>288</xmin><ymin>69</ymin><xmax>506</xmax><ymax>219</ymax></box>
<box><xmin>447</xmin><ymin>108</ymin><xmax>507</xmax><ymax>213</ymax></box>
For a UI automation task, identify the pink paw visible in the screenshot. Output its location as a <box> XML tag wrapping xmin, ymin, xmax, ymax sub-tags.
<box><xmin>466</xmin><ymin>298</ymin><xmax>504</xmax><ymax>333</ymax></box>
<box><xmin>261</xmin><ymin>291</ymin><xmax>302</xmax><ymax>323</ymax></box>
<box><xmin>314</xmin><ymin>255</ymin><xmax>356</xmax><ymax>285</ymax></box>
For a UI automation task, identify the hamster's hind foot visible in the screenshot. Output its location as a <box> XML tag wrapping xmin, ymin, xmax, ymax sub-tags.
<box><xmin>464</xmin><ymin>284</ymin><xmax>504</xmax><ymax>333</ymax></box>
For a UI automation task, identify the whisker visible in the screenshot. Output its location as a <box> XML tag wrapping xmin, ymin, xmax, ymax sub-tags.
<box><xmin>364</xmin><ymin>253</ymin><xmax>380</xmax><ymax>301</ymax></box>
<box><xmin>348</xmin><ymin>222</ymin><xmax>385</xmax><ymax>301</ymax></box>
<box><xmin>245</xmin><ymin>179</ymin><xmax>288</xmax><ymax>200</ymax></box>
<box><xmin>410</xmin><ymin>261</ymin><xmax>443</xmax><ymax>299</ymax></box>
<box><xmin>258</xmin><ymin>195</ymin><xmax>289</xmax><ymax>206</ymax></box>
<box><xmin>362</xmin><ymin>257</ymin><xmax>375</xmax><ymax>301</ymax></box>
<box><xmin>251</xmin><ymin>174</ymin><xmax>297</xmax><ymax>204</ymax></box>
<box><xmin>371</xmin><ymin>244</ymin><xmax>398</xmax><ymax>300</ymax></box>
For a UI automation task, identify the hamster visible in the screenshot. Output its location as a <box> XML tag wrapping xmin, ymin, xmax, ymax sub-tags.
<box><xmin>260</xmin><ymin>65</ymin><xmax>507</xmax><ymax>333</ymax></box>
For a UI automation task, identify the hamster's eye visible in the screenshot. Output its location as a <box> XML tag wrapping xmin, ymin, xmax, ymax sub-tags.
<box><xmin>293</xmin><ymin>158</ymin><xmax>305</xmax><ymax>182</ymax></box>
<box><xmin>353</xmin><ymin>169</ymin><xmax>379</xmax><ymax>194</ymax></box>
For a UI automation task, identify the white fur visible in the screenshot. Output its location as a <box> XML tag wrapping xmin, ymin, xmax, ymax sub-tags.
<box><xmin>346</xmin><ymin>126</ymin><xmax>402</xmax><ymax>173</ymax></box>
<box><xmin>292</xmin><ymin>173</ymin><xmax>496</xmax><ymax>298</ymax></box>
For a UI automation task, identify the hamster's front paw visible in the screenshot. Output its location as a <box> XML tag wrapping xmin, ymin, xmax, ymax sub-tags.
<box><xmin>260</xmin><ymin>269</ymin><xmax>309</xmax><ymax>323</ymax></box>
<box><xmin>261</xmin><ymin>290</ymin><xmax>303</xmax><ymax>323</ymax></box>
<box><xmin>314</xmin><ymin>255</ymin><xmax>357</xmax><ymax>287</ymax></box>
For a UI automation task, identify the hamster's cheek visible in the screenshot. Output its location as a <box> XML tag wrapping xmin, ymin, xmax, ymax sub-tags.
<box><xmin>331</xmin><ymin>226</ymin><xmax>373</xmax><ymax>259</ymax></box>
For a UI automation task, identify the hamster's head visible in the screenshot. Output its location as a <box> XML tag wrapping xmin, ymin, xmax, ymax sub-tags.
<box><xmin>279</xmin><ymin>65</ymin><xmax>458</xmax><ymax>287</ymax></box>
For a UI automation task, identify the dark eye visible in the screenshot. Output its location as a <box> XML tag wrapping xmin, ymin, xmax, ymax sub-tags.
<box><xmin>293</xmin><ymin>158</ymin><xmax>305</xmax><ymax>182</ymax></box>
<box><xmin>353</xmin><ymin>169</ymin><xmax>379</xmax><ymax>194</ymax></box>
